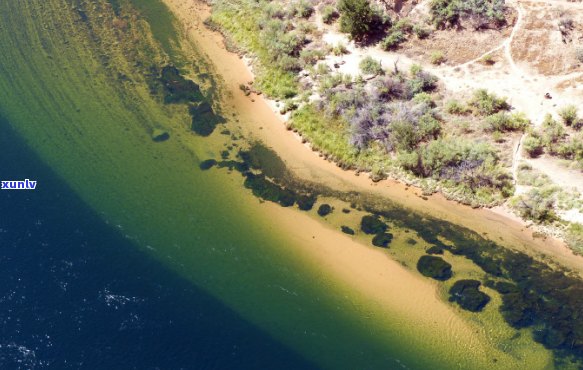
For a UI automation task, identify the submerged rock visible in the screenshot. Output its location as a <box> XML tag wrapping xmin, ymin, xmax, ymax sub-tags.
<box><xmin>449</xmin><ymin>279</ymin><xmax>490</xmax><ymax>312</ymax></box>
<box><xmin>360</xmin><ymin>215</ymin><xmax>388</xmax><ymax>235</ymax></box>
<box><xmin>372</xmin><ymin>232</ymin><xmax>393</xmax><ymax>248</ymax></box>
<box><xmin>426</xmin><ymin>246</ymin><xmax>444</xmax><ymax>255</ymax></box>
<box><xmin>416</xmin><ymin>255</ymin><xmax>452</xmax><ymax>281</ymax></box>
<box><xmin>341</xmin><ymin>226</ymin><xmax>355</xmax><ymax>235</ymax></box>
<box><xmin>190</xmin><ymin>101</ymin><xmax>223</xmax><ymax>137</ymax></box>
<box><xmin>297</xmin><ymin>195</ymin><xmax>317</xmax><ymax>211</ymax></box>
<box><xmin>160</xmin><ymin>65</ymin><xmax>203</xmax><ymax>104</ymax></box>
<box><xmin>199</xmin><ymin>159</ymin><xmax>217</xmax><ymax>170</ymax></box>
<box><xmin>151</xmin><ymin>129</ymin><xmax>169</xmax><ymax>142</ymax></box>
<box><xmin>317</xmin><ymin>204</ymin><xmax>332</xmax><ymax>217</ymax></box>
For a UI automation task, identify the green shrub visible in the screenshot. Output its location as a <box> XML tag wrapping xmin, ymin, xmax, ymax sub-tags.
<box><xmin>412</xmin><ymin>92</ymin><xmax>435</xmax><ymax>107</ymax></box>
<box><xmin>299</xmin><ymin>48</ymin><xmax>326</xmax><ymax>66</ymax></box>
<box><xmin>480</xmin><ymin>54</ymin><xmax>495</xmax><ymax>65</ymax></box>
<box><xmin>338</xmin><ymin>0</ymin><xmax>385</xmax><ymax>41</ymax></box>
<box><xmin>381</xmin><ymin>30</ymin><xmax>406</xmax><ymax>50</ymax></box>
<box><xmin>393</xmin><ymin>18</ymin><xmax>413</xmax><ymax>33</ymax></box>
<box><xmin>400</xmin><ymin>137</ymin><xmax>513</xmax><ymax>198</ymax></box>
<box><xmin>332</xmin><ymin>42</ymin><xmax>349</xmax><ymax>55</ymax></box>
<box><xmin>468</xmin><ymin>89</ymin><xmax>510</xmax><ymax>116</ymax></box>
<box><xmin>294</xmin><ymin>0</ymin><xmax>314</xmax><ymax>18</ymax></box>
<box><xmin>558</xmin><ymin>105</ymin><xmax>578</xmax><ymax>127</ymax></box>
<box><xmin>413</xmin><ymin>24</ymin><xmax>431</xmax><ymax>39</ymax></box>
<box><xmin>430</xmin><ymin>50</ymin><xmax>446</xmax><ymax>65</ymax></box>
<box><xmin>512</xmin><ymin>186</ymin><xmax>558</xmax><ymax>223</ymax></box>
<box><xmin>541</xmin><ymin>114</ymin><xmax>566</xmax><ymax>152</ymax></box>
<box><xmin>556</xmin><ymin>134</ymin><xmax>583</xmax><ymax>160</ymax></box>
<box><xmin>430</xmin><ymin>0</ymin><xmax>505</xmax><ymax>29</ymax></box>
<box><xmin>407</xmin><ymin>68</ymin><xmax>438</xmax><ymax>95</ymax></box>
<box><xmin>523</xmin><ymin>134</ymin><xmax>544</xmax><ymax>157</ymax></box>
<box><xmin>321</xmin><ymin>5</ymin><xmax>339</xmax><ymax>24</ymax></box>
<box><xmin>485</xmin><ymin>111</ymin><xmax>529</xmax><ymax>132</ymax></box>
<box><xmin>445</xmin><ymin>99</ymin><xmax>468</xmax><ymax>115</ymax></box>
<box><xmin>566</xmin><ymin>223</ymin><xmax>583</xmax><ymax>254</ymax></box>
<box><xmin>359</xmin><ymin>56</ymin><xmax>384</xmax><ymax>75</ymax></box>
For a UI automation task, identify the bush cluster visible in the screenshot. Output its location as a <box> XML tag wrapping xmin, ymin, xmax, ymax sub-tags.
<box><xmin>430</xmin><ymin>0</ymin><xmax>506</xmax><ymax>29</ymax></box>
<box><xmin>338</xmin><ymin>0</ymin><xmax>387</xmax><ymax>41</ymax></box>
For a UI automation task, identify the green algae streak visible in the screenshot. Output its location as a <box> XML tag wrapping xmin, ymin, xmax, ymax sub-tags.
<box><xmin>0</xmin><ymin>0</ymin><xmax>555</xmax><ymax>369</ymax></box>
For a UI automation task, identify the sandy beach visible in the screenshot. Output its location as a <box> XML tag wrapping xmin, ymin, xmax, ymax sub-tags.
<box><xmin>167</xmin><ymin>0</ymin><xmax>583</xmax><ymax>276</ymax></box>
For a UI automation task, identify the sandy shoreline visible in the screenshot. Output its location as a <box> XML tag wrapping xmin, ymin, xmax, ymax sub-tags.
<box><xmin>169</xmin><ymin>0</ymin><xmax>583</xmax><ymax>275</ymax></box>
<box><xmin>153</xmin><ymin>0</ymin><xmax>569</xmax><ymax>366</ymax></box>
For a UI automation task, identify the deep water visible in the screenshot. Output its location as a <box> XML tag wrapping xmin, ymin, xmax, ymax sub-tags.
<box><xmin>0</xmin><ymin>118</ymin><xmax>315</xmax><ymax>369</ymax></box>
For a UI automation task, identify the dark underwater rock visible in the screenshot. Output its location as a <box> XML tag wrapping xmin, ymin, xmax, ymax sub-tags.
<box><xmin>426</xmin><ymin>246</ymin><xmax>444</xmax><ymax>255</ymax></box>
<box><xmin>448</xmin><ymin>279</ymin><xmax>490</xmax><ymax>312</ymax></box>
<box><xmin>190</xmin><ymin>101</ymin><xmax>223</xmax><ymax>137</ymax></box>
<box><xmin>317</xmin><ymin>204</ymin><xmax>332</xmax><ymax>217</ymax></box>
<box><xmin>416</xmin><ymin>255</ymin><xmax>452</xmax><ymax>281</ymax></box>
<box><xmin>151</xmin><ymin>129</ymin><xmax>170</xmax><ymax>142</ymax></box>
<box><xmin>360</xmin><ymin>215</ymin><xmax>388</xmax><ymax>235</ymax></box>
<box><xmin>297</xmin><ymin>195</ymin><xmax>317</xmax><ymax>211</ymax></box>
<box><xmin>199</xmin><ymin>159</ymin><xmax>217</xmax><ymax>170</ymax></box>
<box><xmin>372</xmin><ymin>232</ymin><xmax>393</xmax><ymax>248</ymax></box>
<box><xmin>341</xmin><ymin>226</ymin><xmax>355</xmax><ymax>235</ymax></box>
<box><xmin>160</xmin><ymin>65</ymin><xmax>203</xmax><ymax>104</ymax></box>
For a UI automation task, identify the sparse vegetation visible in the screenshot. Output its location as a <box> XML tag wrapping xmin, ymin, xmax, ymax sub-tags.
<box><xmin>332</xmin><ymin>42</ymin><xmax>349</xmax><ymax>55</ymax></box>
<box><xmin>485</xmin><ymin>111</ymin><xmax>529</xmax><ymax>132</ymax></box>
<box><xmin>412</xmin><ymin>24</ymin><xmax>431</xmax><ymax>39</ymax></box>
<box><xmin>523</xmin><ymin>134</ymin><xmax>544</xmax><ymax>157</ymax></box>
<box><xmin>321</xmin><ymin>5</ymin><xmax>339</xmax><ymax>24</ymax></box>
<box><xmin>480</xmin><ymin>54</ymin><xmax>495</xmax><ymax>65</ymax></box>
<box><xmin>511</xmin><ymin>186</ymin><xmax>558</xmax><ymax>223</ymax></box>
<box><xmin>430</xmin><ymin>0</ymin><xmax>506</xmax><ymax>30</ymax></box>
<box><xmin>468</xmin><ymin>89</ymin><xmax>510</xmax><ymax>116</ymax></box>
<box><xmin>445</xmin><ymin>99</ymin><xmax>469</xmax><ymax>115</ymax></box>
<box><xmin>381</xmin><ymin>30</ymin><xmax>406</xmax><ymax>50</ymax></box>
<box><xmin>558</xmin><ymin>105</ymin><xmax>578</xmax><ymax>127</ymax></box>
<box><xmin>430</xmin><ymin>50</ymin><xmax>446</xmax><ymax>65</ymax></box>
<box><xmin>359</xmin><ymin>56</ymin><xmax>384</xmax><ymax>75</ymax></box>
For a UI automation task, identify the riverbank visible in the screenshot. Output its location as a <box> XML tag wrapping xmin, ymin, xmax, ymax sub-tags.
<box><xmin>164</xmin><ymin>0</ymin><xmax>583</xmax><ymax>275</ymax></box>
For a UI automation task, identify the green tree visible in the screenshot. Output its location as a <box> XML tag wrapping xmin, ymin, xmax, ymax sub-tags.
<box><xmin>338</xmin><ymin>0</ymin><xmax>382</xmax><ymax>41</ymax></box>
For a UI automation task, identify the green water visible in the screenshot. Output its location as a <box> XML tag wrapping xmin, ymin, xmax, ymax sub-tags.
<box><xmin>0</xmin><ymin>0</ymin><xmax>555</xmax><ymax>369</ymax></box>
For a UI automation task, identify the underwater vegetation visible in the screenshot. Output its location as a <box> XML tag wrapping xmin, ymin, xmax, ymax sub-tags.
<box><xmin>371</xmin><ymin>232</ymin><xmax>393</xmax><ymax>248</ymax></box>
<box><xmin>190</xmin><ymin>101</ymin><xmax>224</xmax><ymax>137</ymax></box>
<box><xmin>317</xmin><ymin>204</ymin><xmax>333</xmax><ymax>217</ymax></box>
<box><xmin>360</xmin><ymin>215</ymin><xmax>388</xmax><ymax>235</ymax></box>
<box><xmin>202</xmin><ymin>133</ymin><xmax>583</xmax><ymax>364</ymax></box>
<box><xmin>371</xmin><ymin>204</ymin><xmax>583</xmax><ymax>360</ymax></box>
<box><xmin>341</xmin><ymin>226</ymin><xmax>356</xmax><ymax>235</ymax></box>
<box><xmin>449</xmin><ymin>280</ymin><xmax>490</xmax><ymax>312</ymax></box>
<box><xmin>159</xmin><ymin>65</ymin><xmax>204</xmax><ymax>104</ymax></box>
<box><xmin>416</xmin><ymin>255</ymin><xmax>453</xmax><ymax>281</ymax></box>
<box><xmin>150</xmin><ymin>65</ymin><xmax>225</xmax><ymax>136</ymax></box>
